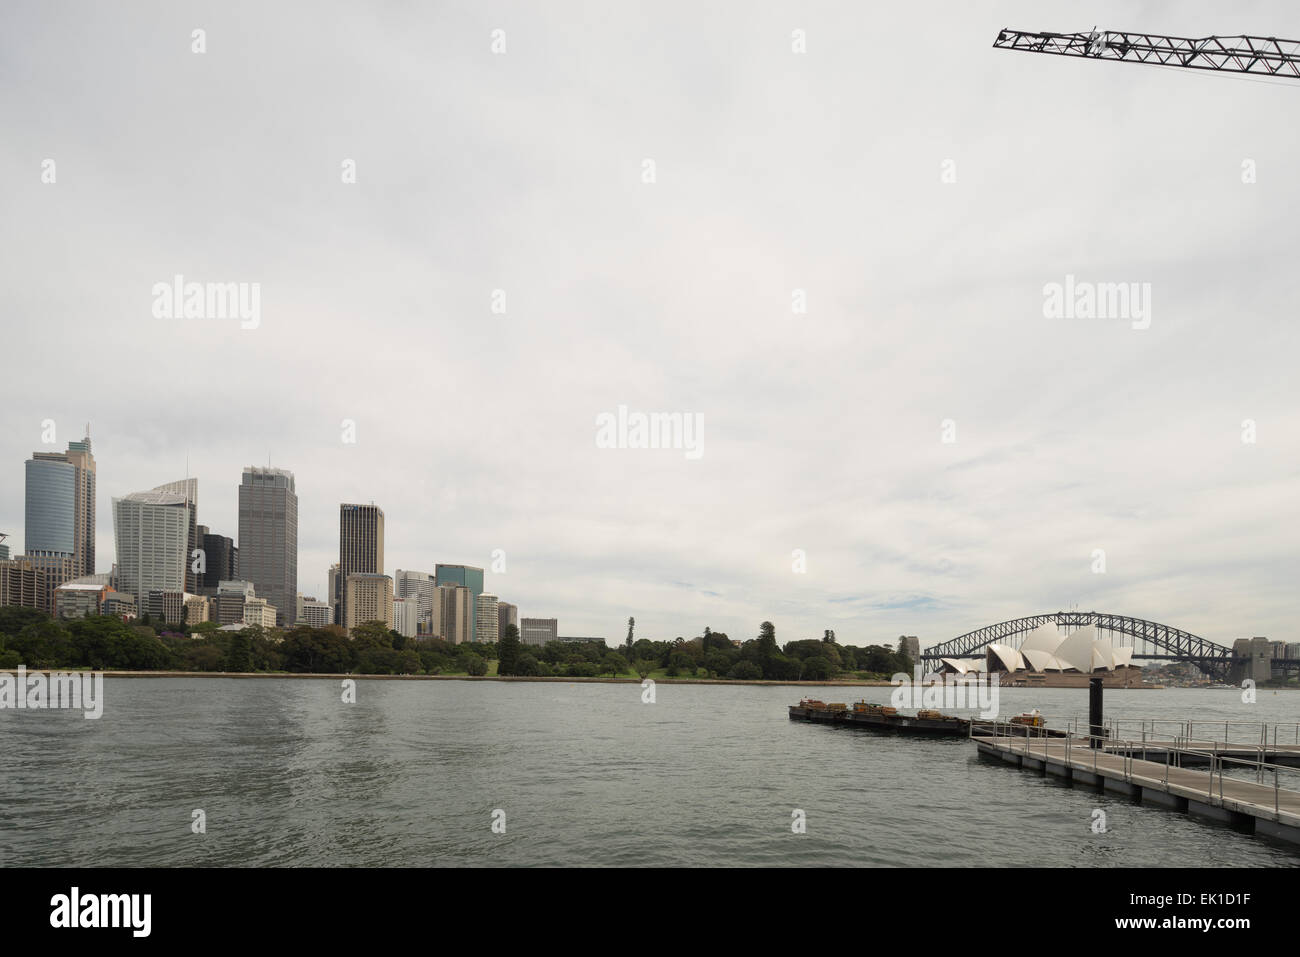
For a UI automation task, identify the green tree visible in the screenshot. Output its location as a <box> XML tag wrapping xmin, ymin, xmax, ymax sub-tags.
<box><xmin>464</xmin><ymin>653</ymin><xmax>487</xmax><ymax>676</ymax></box>
<box><xmin>727</xmin><ymin>660</ymin><xmax>763</xmax><ymax>680</ymax></box>
<box><xmin>498</xmin><ymin>623</ymin><xmax>522</xmax><ymax>676</ymax></box>
<box><xmin>801</xmin><ymin>655</ymin><xmax>834</xmax><ymax>680</ymax></box>
<box><xmin>633</xmin><ymin>657</ymin><xmax>657</xmax><ymax>679</ymax></box>
<box><xmin>602</xmin><ymin>652</ymin><xmax>628</xmax><ymax>676</ymax></box>
<box><xmin>225</xmin><ymin>632</ymin><xmax>253</xmax><ymax>672</ymax></box>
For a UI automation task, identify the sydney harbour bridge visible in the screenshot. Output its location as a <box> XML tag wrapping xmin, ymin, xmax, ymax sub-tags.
<box><xmin>918</xmin><ymin>611</ymin><xmax>1264</xmax><ymax>683</ymax></box>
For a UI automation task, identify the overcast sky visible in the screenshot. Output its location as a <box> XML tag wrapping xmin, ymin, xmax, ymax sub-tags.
<box><xmin>2</xmin><ymin>0</ymin><xmax>1297</xmax><ymax>651</ymax></box>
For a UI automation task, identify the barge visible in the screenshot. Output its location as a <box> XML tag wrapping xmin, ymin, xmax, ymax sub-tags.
<box><xmin>789</xmin><ymin>699</ymin><xmax>1056</xmax><ymax>738</ymax></box>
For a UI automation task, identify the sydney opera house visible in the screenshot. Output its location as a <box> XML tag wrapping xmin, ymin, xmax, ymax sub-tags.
<box><xmin>938</xmin><ymin>624</ymin><xmax>1148</xmax><ymax>687</ymax></box>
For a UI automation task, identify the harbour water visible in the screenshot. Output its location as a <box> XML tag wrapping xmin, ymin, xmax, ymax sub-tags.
<box><xmin>1</xmin><ymin>679</ymin><xmax>1296</xmax><ymax>866</ymax></box>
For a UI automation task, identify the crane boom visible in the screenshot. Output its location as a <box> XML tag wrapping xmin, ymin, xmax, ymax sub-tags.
<box><xmin>993</xmin><ymin>28</ymin><xmax>1300</xmax><ymax>79</ymax></box>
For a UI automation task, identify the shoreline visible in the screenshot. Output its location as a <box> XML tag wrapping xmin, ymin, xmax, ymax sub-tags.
<box><xmin>3</xmin><ymin>669</ymin><xmax>898</xmax><ymax>686</ymax></box>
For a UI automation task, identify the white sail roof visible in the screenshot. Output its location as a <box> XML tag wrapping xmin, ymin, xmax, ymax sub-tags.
<box><xmin>987</xmin><ymin>642</ymin><xmax>1025</xmax><ymax>672</ymax></box>
<box><xmin>1020</xmin><ymin>623</ymin><xmax>1062</xmax><ymax>653</ymax></box>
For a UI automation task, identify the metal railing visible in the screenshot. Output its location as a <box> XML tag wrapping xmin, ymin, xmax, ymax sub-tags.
<box><xmin>970</xmin><ymin>719</ymin><xmax>1300</xmax><ymax>824</ymax></box>
<box><xmin>1061</xmin><ymin>716</ymin><xmax>1300</xmax><ymax>747</ymax></box>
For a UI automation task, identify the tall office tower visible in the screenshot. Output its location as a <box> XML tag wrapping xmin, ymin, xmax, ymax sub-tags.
<box><xmin>0</xmin><ymin>533</ymin><xmax>10</xmax><ymax>561</ymax></box>
<box><xmin>432</xmin><ymin>582</ymin><xmax>472</xmax><ymax>644</ymax></box>
<box><xmin>238</xmin><ymin>467</ymin><xmax>298</xmax><ymax>627</ymax></box>
<box><xmin>26</xmin><ymin>431</ymin><xmax>96</xmax><ymax>577</ymax></box>
<box><xmin>497</xmin><ymin>600</ymin><xmax>518</xmax><ymax>637</ymax></box>
<box><xmin>520</xmin><ymin>618</ymin><xmax>558</xmax><ymax>646</ymax></box>
<box><xmin>197</xmin><ymin>526</ymin><xmax>239</xmax><ymax>593</ymax></box>
<box><xmin>344</xmin><ymin>573</ymin><xmax>393</xmax><ymax>633</ymax></box>
<box><xmin>435</xmin><ymin>564</ymin><xmax>484</xmax><ymax>643</ymax></box>
<box><xmin>338</xmin><ymin>504</ymin><xmax>384</xmax><ymax>627</ymax></box>
<box><xmin>112</xmin><ymin>487</ymin><xmax>194</xmax><ymax>607</ymax></box>
<box><xmin>394</xmin><ymin>569</ymin><xmax>437</xmax><ymax>634</ymax></box>
<box><xmin>476</xmin><ymin>593</ymin><xmax>499</xmax><ymax>644</ymax></box>
<box><xmin>152</xmin><ymin>478</ymin><xmax>199</xmax><ymax>592</ymax></box>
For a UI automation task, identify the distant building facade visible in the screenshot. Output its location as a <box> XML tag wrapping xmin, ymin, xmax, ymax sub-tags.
<box><xmin>435</xmin><ymin>564</ymin><xmax>483</xmax><ymax>643</ymax></box>
<box><xmin>394</xmin><ymin>569</ymin><xmax>438</xmax><ymax>634</ymax></box>
<box><xmin>345</xmin><ymin>573</ymin><xmax>393</xmax><ymax>633</ymax></box>
<box><xmin>520</xmin><ymin>617</ymin><xmax>558</xmax><ymax>646</ymax></box>
<box><xmin>296</xmin><ymin>595</ymin><xmax>333</xmax><ymax>629</ymax></box>
<box><xmin>25</xmin><ymin>432</ymin><xmax>96</xmax><ymax>578</ymax></box>
<box><xmin>112</xmin><ymin>485</ymin><xmax>194</xmax><ymax>608</ymax></box>
<box><xmin>433</xmin><ymin>583</ymin><xmax>473</xmax><ymax>644</ymax></box>
<box><xmin>338</xmin><ymin>504</ymin><xmax>384</xmax><ymax>628</ymax></box>
<box><xmin>497</xmin><ymin>600</ymin><xmax>518</xmax><ymax>637</ymax></box>
<box><xmin>393</xmin><ymin>597</ymin><xmax>419</xmax><ymax>639</ymax></box>
<box><xmin>197</xmin><ymin>525</ymin><xmax>239</xmax><ymax>594</ymax></box>
<box><xmin>475</xmin><ymin>593</ymin><xmax>499</xmax><ymax>643</ymax></box>
<box><xmin>238</xmin><ymin>467</ymin><xmax>298</xmax><ymax>626</ymax></box>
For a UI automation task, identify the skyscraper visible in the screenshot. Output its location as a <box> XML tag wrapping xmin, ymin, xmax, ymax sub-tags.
<box><xmin>112</xmin><ymin>486</ymin><xmax>194</xmax><ymax>606</ymax></box>
<box><xmin>26</xmin><ymin>431</ymin><xmax>96</xmax><ymax>577</ymax></box>
<box><xmin>197</xmin><ymin>524</ymin><xmax>239</xmax><ymax>593</ymax></box>
<box><xmin>152</xmin><ymin>478</ymin><xmax>198</xmax><ymax>592</ymax></box>
<box><xmin>338</xmin><ymin>503</ymin><xmax>383</xmax><ymax>628</ymax></box>
<box><xmin>432</xmin><ymin>582</ymin><xmax>473</xmax><ymax>644</ymax></box>
<box><xmin>497</xmin><ymin>600</ymin><xmax>518</xmax><ymax>637</ymax></box>
<box><xmin>238</xmin><ymin>467</ymin><xmax>298</xmax><ymax>626</ymax></box>
<box><xmin>394</xmin><ymin>569</ymin><xmax>437</xmax><ymax>634</ymax></box>
<box><xmin>436</xmin><ymin>564</ymin><xmax>484</xmax><ymax>643</ymax></box>
<box><xmin>475</xmin><ymin>593</ymin><xmax>499</xmax><ymax>643</ymax></box>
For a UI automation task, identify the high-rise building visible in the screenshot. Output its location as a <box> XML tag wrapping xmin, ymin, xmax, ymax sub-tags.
<box><xmin>433</xmin><ymin>583</ymin><xmax>473</xmax><ymax>644</ymax></box>
<box><xmin>344</xmin><ymin>573</ymin><xmax>393</xmax><ymax>633</ymax></box>
<box><xmin>394</xmin><ymin>569</ymin><xmax>438</xmax><ymax>634</ymax></box>
<box><xmin>476</xmin><ymin>593</ymin><xmax>499</xmax><ymax>644</ymax></box>
<box><xmin>436</xmin><ymin>564</ymin><xmax>483</xmax><ymax>643</ymax></box>
<box><xmin>112</xmin><ymin>486</ymin><xmax>194</xmax><ymax>607</ymax></box>
<box><xmin>26</xmin><ymin>431</ymin><xmax>96</xmax><ymax>578</ymax></box>
<box><xmin>152</xmin><ymin>478</ymin><xmax>199</xmax><ymax>592</ymax></box>
<box><xmin>520</xmin><ymin>617</ymin><xmax>558</xmax><ymax>646</ymax></box>
<box><xmin>393</xmin><ymin>597</ymin><xmax>420</xmax><ymax>639</ymax></box>
<box><xmin>197</xmin><ymin>525</ymin><xmax>238</xmax><ymax>594</ymax></box>
<box><xmin>497</xmin><ymin>601</ymin><xmax>518</xmax><ymax>637</ymax></box>
<box><xmin>898</xmin><ymin>636</ymin><xmax>920</xmax><ymax>661</ymax></box>
<box><xmin>338</xmin><ymin>504</ymin><xmax>383</xmax><ymax>627</ymax></box>
<box><xmin>0</xmin><ymin>532</ymin><xmax>10</xmax><ymax>561</ymax></box>
<box><xmin>238</xmin><ymin>467</ymin><xmax>298</xmax><ymax>627</ymax></box>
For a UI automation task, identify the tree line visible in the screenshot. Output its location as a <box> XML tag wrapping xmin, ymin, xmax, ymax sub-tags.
<box><xmin>0</xmin><ymin>607</ymin><xmax>914</xmax><ymax>681</ymax></box>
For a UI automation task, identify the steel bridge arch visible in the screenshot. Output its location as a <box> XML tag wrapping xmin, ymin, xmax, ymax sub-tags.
<box><xmin>919</xmin><ymin>611</ymin><xmax>1234</xmax><ymax>680</ymax></box>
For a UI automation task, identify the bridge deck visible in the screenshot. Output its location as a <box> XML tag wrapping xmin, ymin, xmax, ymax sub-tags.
<box><xmin>975</xmin><ymin>736</ymin><xmax>1300</xmax><ymax>846</ymax></box>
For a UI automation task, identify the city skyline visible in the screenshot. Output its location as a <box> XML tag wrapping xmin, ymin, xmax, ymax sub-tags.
<box><xmin>2</xmin><ymin>3</ymin><xmax>1297</xmax><ymax>649</ymax></box>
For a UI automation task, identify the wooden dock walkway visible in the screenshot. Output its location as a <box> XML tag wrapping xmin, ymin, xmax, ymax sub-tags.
<box><xmin>975</xmin><ymin>734</ymin><xmax>1300</xmax><ymax>846</ymax></box>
